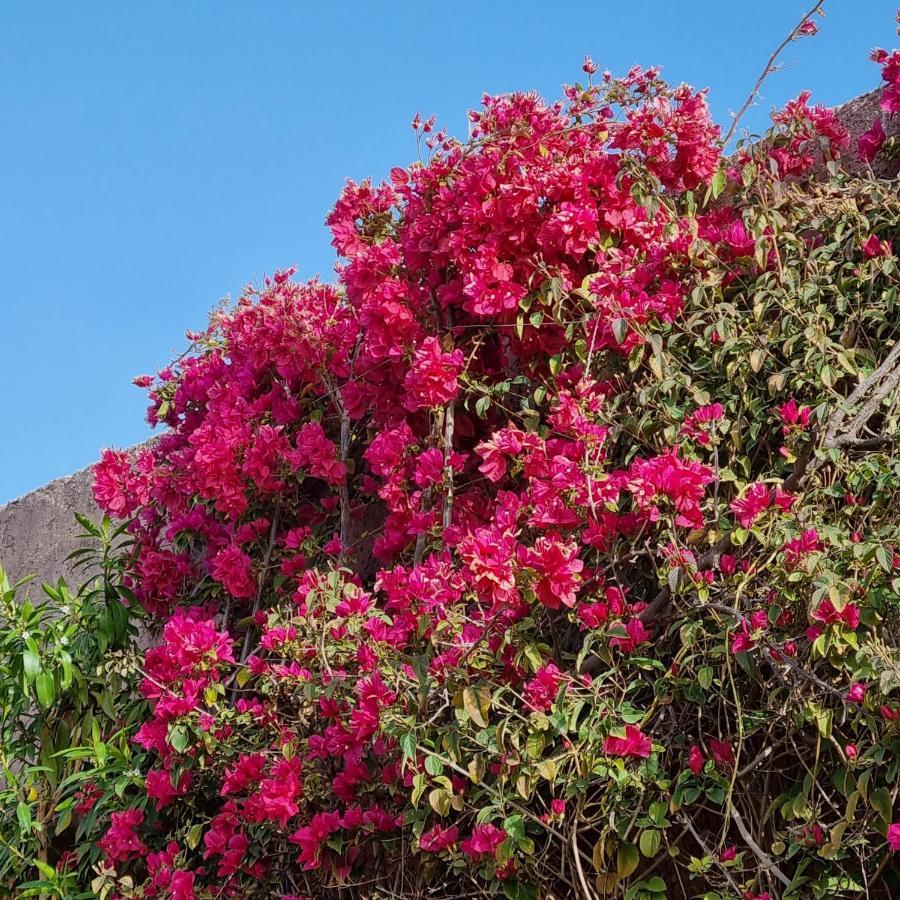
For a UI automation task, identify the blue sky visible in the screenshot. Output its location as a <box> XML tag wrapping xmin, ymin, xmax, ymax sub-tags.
<box><xmin>0</xmin><ymin>1</ymin><xmax>895</xmax><ymax>503</ymax></box>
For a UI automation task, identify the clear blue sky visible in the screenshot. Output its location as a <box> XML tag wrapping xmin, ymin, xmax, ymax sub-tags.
<box><xmin>0</xmin><ymin>1</ymin><xmax>895</xmax><ymax>503</ymax></box>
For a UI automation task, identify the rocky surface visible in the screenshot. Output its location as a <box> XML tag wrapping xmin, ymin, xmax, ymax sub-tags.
<box><xmin>0</xmin><ymin>463</ymin><xmax>101</xmax><ymax>591</ymax></box>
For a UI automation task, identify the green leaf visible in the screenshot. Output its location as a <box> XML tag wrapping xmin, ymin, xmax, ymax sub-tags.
<box><xmin>504</xmin><ymin>882</ymin><xmax>538</xmax><ymax>900</ymax></box>
<box><xmin>35</xmin><ymin>670</ymin><xmax>55</xmax><ymax>708</ymax></box>
<box><xmin>870</xmin><ymin>787</ymin><xmax>892</xmax><ymax>823</ymax></box>
<box><xmin>22</xmin><ymin>649</ymin><xmax>41</xmax><ymax>684</ymax></box>
<box><xmin>807</xmin><ymin>701</ymin><xmax>832</xmax><ymax>739</ymax></box>
<box><xmin>185</xmin><ymin>823</ymin><xmax>204</xmax><ymax>850</ymax></box>
<box><xmin>710</xmin><ymin>169</ymin><xmax>726</xmax><ymax>200</ymax></box>
<box><xmin>16</xmin><ymin>801</ymin><xmax>32</xmax><ymax>834</ymax></box>
<box><xmin>424</xmin><ymin>755</ymin><xmax>444</xmax><ymax>777</ymax></box>
<box><xmin>617</xmin><ymin>841</ymin><xmax>640</xmax><ymax>877</ymax></box>
<box><xmin>169</xmin><ymin>724</ymin><xmax>189</xmax><ymax>753</ymax></box>
<box><xmin>462</xmin><ymin>685</ymin><xmax>491</xmax><ymax>728</ymax></box>
<box><xmin>640</xmin><ymin>829</ymin><xmax>661</xmax><ymax>858</ymax></box>
<box><xmin>400</xmin><ymin>732</ymin><xmax>416</xmax><ymax>763</ymax></box>
<box><xmin>875</xmin><ymin>546</ymin><xmax>893</xmax><ymax>573</ymax></box>
<box><xmin>428</xmin><ymin>788</ymin><xmax>450</xmax><ymax>816</ymax></box>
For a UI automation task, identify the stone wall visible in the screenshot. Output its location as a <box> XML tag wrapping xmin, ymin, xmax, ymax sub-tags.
<box><xmin>0</xmin><ymin>463</ymin><xmax>101</xmax><ymax>590</ymax></box>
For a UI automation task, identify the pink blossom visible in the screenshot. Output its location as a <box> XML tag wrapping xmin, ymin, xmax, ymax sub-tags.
<box><xmin>420</xmin><ymin>824</ymin><xmax>459</xmax><ymax>852</ymax></box>
<box><xmin>730</xmin><ymin>620</ymin><xmax>756</xmax><ymax>655</ymax></box>
<box><xmin>778</xmin><ymin>398</ymin><xmax>811</xmax><ymax>432</ymax></box>
<box><xmin>404</xmin><ymin>337</ymin><xmax>464</xmax><ymax>410</ymax></box>
<box><xmin>680</xmin><ymin>402</ymin><xmax>724</xmax><ymax>445</ymax></box>
<box><xmin>783</xmin><ymin>529</ymin><xmax>822</xmax><ymax>568</ymax></box>
<box><xmin>98</xmin><ymin>808</ymin><xmax>147</xmax><ymax>862</ymax></box>
<box><xmin>812</xmin><ymin>599</ymin><xmax>859</xmax><ymax>631</ymax></box>
<box><xmin>689</xmin><ymin>745</ymin><xmax>705</xmax><ymax>775</ymax></box>
<box><xmin>604</xmin><ymin>725</ymin><xmax>652</xmax><ymax>759</ymax></box>
<box><xmin>209</xmin><ymin>544</ymin><xmax>256</xmax><ymax>600</ymax></box>
<box><xmin>145</xmin><ymin>768</ymin><xmax>191</xmax><ymax>811</ymax></box>
<box><xmin>460</xmin><ymin>823</ymin><xmax>507</xmax><ymax>858</ymax></box>
<box><xmin>524</xmin><ymin>663</ymin><xmax>566</xmax><ymax>712</ymax></box>
<box><xmin>887</xmin><ymin>822</ymin><xmax>900</xmax><ymax>852</ymax></box>
<box><xmin>730</xmin><ymin>482</ymin><xmax>771</xmax><ymax>528</ymax></box>
<box><xmin>519</xmin><ymin>535</ymin><xmax>583</xmax><ymax>609</ymax></box>
<box><xmin>846</xmin><ymin>682</ymin><xmax>868</xmax><ymax>704</ymax></box>
<box><xmin>858</xmin><ymin>118</ymin><xmax>886</xmax><ymax>162</ymax></box>
<box><xmin>862</xmin><ymin>234</ymin><xmax>892</xmax><ymax>259</ymax></box>
<box><xmin>609</xmin><ymin>617</ymin><xmax>650</xmax><ymax>653</ymax></box>
<box><xmin>710</xmin><ymin>739</ymin><xmax>734</xmax><ymax>769</ymax></box>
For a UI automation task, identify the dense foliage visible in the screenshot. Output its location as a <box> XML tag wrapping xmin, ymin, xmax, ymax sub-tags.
<box><xmin>1</xmin><ymin>519</ymin><xmax>145</xmax><ymax>898</ymax></box>
<box><xmin>7</xmin><ymin>17</ymin><xmax>900</xmax><ymax>900</ymax></box>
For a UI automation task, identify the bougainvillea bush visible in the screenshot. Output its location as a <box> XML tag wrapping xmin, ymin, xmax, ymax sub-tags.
<box><xmin>17</xmin><ymin>19</ymin><xmax>900</xmax><ymax>900</ymax></box>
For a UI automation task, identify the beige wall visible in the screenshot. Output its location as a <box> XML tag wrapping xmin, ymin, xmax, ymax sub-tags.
<box><xmin>0</xmin><ymin>464</ymin><xmax>101</xmax><ymax>590</ymax></box>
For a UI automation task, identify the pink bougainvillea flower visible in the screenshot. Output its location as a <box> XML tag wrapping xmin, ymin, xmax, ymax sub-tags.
<box><xmin>145</xmin><ymin>768</ymin><xmax>192</xmax><ymax>811</ymax></box>
<box><xmin>460</xmin><ymin>824</ymin><xmax>507</xmax><ymax>858</ymax></box>
<box><xmin>74</xmin><ymin>781</ymin><xmax>102</xmax><ymax>815</ymax></box>
<box><xmin>604</xmin><ymin>725</ymin><xmax>652</xmax><ymax>759</ymax></box>
<box><xmin>730</xmin><ymin>620</ymin><xmax>756</xmax><ymax>655</ymax></box>
<box><xmin>689</xmin><ymin>744</ymin><xmax>705</xmax><ymax>775</ymax></box>
<box><xmin>783</xmin><ymin>529</ymin><xmax>822</xmax><ymax>568</ymax></box>
<box><xmin>730</xmin><ymin>482</ymin><xmax>771</xmax><ymax>528</ymax></box>
<box><xmin>680</xmin><ymin>402</ymin><xmax>724</xmax><ymax>445</ymax></box>
<box><xmin>887</xmin><ymin>822</ymin><xmax>900</xmax><ymax>852</ymax></box>
<box><xmin>419</xmin><ymin>824</ymin><xmax>459</xmax><ymax>853</ymax></box>
<box><xmin>812</xmin><ymin>599</ymin><xmax>860</xmax><ymax>630</ymax></box>
<box><xmin>518</xmin><ymin>535</ymin><xmax>583</xmax><ymax>609</ymax></box>
<box><xmin>778</xmin><ymin>398</ymin><xmax>811</xmax><ymax>432</ymax></box>
<box><xmin>98</xmin><ymin>808</ymin><xmax>147</xmax><ymax>863</ymax></box>
<box><xmin>523</xmin><ymin>663</ymin><xmax>566</xmax><ymax>712</ymax></box>
<box><xmin>628</xmin><ymin>449</ymin><xmax>715</xmax><ymax>530</ymax></box>
<box><xmin>404</xmin><ymin>337</ymin><xmax>465</xmax><ymax>411</ymax></box>
<box><xmin>208</xmin><ymin>544</ymin><xmax>256</xmax><ymax>600</ymax></box>
<box><xmin>608</xmin><ymin>617</ymin><xmax>650</xmax><ymax>653</ymax></box>
<box><xmin>719</xmin><ymin>554</ymin><xmax>737</xmax><ymax>576</ymax></box>
<box><xmin>862</xmin><ymin>234</ymin><xmax>892</xmax><ymax>258</ymax></box>
<box><xmin>710</xmin><ymin>739</ymin><xmax>735</xmax><ymax>769</ymax></box>
<box><xmin>858</xmin><ymin>118</ymin><xmax>886</xmax><ymax>162</ymax></box>
<box><xmin>846</xmin><ymin>682</ymin><xmax>868</xmax><ymax>704</ymax></box>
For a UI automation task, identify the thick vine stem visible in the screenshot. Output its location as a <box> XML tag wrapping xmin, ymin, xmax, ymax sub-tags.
<box><xmin>822</xmin><ymin>340</ymin><xmax>900</xmax><ymax>452</ymax></box>
<box><xmin>730</xmin><ymin>805</ymin><xmax>791</xmax><ymax>888</ymax></box>
<box><xmin>442</xmin><ymin>400</ymin><xmax>456</xmax><ymax>533</ymax></box>
<box><xmin>322</xmin><ymin>373</ymin><xmax>352</xmax><ymax>565</ymax></box>
<box><xmin>442</xmin><ymin>307</ymin><xmax>457</xmax><ymax>534</ymax></box>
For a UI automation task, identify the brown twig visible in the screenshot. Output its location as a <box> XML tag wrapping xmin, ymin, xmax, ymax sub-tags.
<box><xmin>724</xmin><ymin>0</ymin><xmax>827</xmax><ymax>146</ymax></box>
